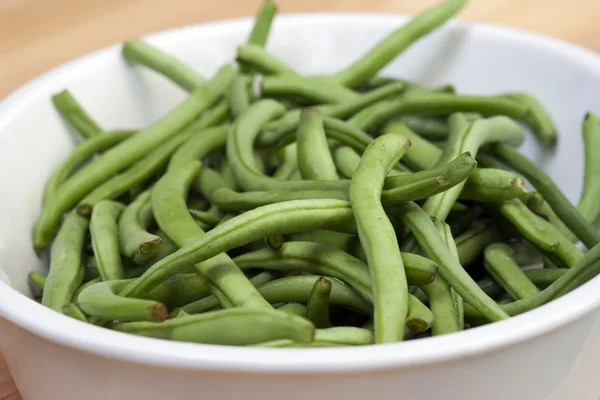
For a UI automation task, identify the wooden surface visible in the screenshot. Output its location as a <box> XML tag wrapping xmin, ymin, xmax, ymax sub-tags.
<box><xmin>1</xmin><ymin>0</ymin><xmax>600</xmax><ymax>398</ymax></box>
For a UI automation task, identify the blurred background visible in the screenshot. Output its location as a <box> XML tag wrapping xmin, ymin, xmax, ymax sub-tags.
<box><xmin>1</xmin><ymin>0</ymin><xmax>600</xmax><ymax>98</ymax></box>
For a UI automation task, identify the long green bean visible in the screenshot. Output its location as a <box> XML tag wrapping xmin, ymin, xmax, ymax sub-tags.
<box><xmin>484</xmin><ymin>243</ymin><xmax>539</xmax><ymax>300</ymax></box>
<box><xmin>306</xmin><ymin>277</ymin><xmax>333</xmax><ymax>328</ymax></box>
<box><xmin>90</xmin><ymin>201</ymin><xmax>126</xmax><ymax>281</ymax></box>
<box><xmin>578</xmin><ymin>112</ymin><xmax>600</xmax><ymax>223</ymax></box>
<box><xmin>296</xmin><ymin>109</ymin><xmax>339</xmax><ymax>180</ymax></box>
<box><xmin>51</xmin><ymin>90</ymin><xmax>103</xmax><ymax>139</ymax></box>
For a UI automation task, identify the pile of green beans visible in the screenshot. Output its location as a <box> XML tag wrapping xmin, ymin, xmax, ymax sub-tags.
<box><xmin>31</xmin><ymin>0</ymin><xmax>600</xmax><ymax>348</ymax></box>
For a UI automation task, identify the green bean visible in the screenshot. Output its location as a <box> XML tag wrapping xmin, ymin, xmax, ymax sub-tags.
<box><xmin>484</xmin><ymin>243</ymin><xmax>539</xmax><ymax>300</ymax></box>
<box><xmin>236</xmin><ymin>44</ymin><xmax>297</xmax><ymax>76</ymax></box>
<box><xmin>167</xmin><ymin>124</ymin><xmax>230</xmax><ymax>172</ymax></box>
<box><xmin>460</xmin><ymin>168</ymin><xmax>528</xmax><ymax>202</ymax></box>
<box><xmin>227</xmin><ymin>75</ymin><xmax>251</xmax><ymax>118</ymax></box>
<box><xmin>526</xmin><ymin>192</ymin><xmax>575</xmax><ymax>241</ymax></box>
<box><xmin>34</xmin><ymin>65</ymin><xmax>234</xmax><ymax>249</ymax></box>
<box><xmin>477</xmin><ymin>268</ymin><xmax>567</xmax><ymax>298</ymax></box>
<box><xmin>455</xmin><ymin>221</ymin><xmax>500</xmax><ymax>266</ymax></box>
<box><xmin>332</xmin><ymin>145</ymin><xmax>361</xmax><ymax>179</ymax></box>
<box><xmin>350</xmin><ymin>134</ymin><xmax>411</xmax><ymax>343</ymax></box>
<box><xmin>348</xmin><ymin>93</ymin><xmax>529</xmax><ymax>133</ymax></box>
<box><xmin>296</xmin><ymin>109</ymin><xmax>339</xmax><ymax>180</ymax></box>
<box><xmin>492</xmin><ymin>143</ymin><xmax>600</xmax><ymax>249</ymax></box>
<box><xmin>113</xmin><ymin>308</ymin><xmax>315</xmax><ymax>345</ymax></box>
<box><xmin>392</xmin><ymin>201</ymin><xmax>509</xmax><ymax>321</ymax></box>
<box><xmin>188</xmin><ymin>209</ymin><xmax>220</xmax><ymax>230</ymax></box>
<box><xmin>192</xmin><ymin>166</ymin><xmax>236</xmax><ymax>200</ymax></box>
<box><xmin>421</xmin><ymin>277</ymin><xmax>460</xmax><ymax>335</ymax></box>
<box><xmin>265</xmin><ymin>234</ymin><xmax>284</xmax><ymax>250</ymax></box>
<box><xmin>43</xmin><ymin>130</ymin><xmax>134</xmax><ymax>205</ymax></box>
<box><xmin>73</xmin><ymin>277</ymin><xmax>101</xmax><ymax>305</ymax></box>
<box><xmin>118</xmin><ymin>190</ymin><xmax>163</xmax><ymax>263</ymax></box>
<box><xmin>330</xmin><ymin>0</ymin><xmax>467</xmax><ymax>87</ymax></box>
<box><xmin>178</xmin><ymin>272</ymin><xmax>277</xmax><ymax>314</ymax></box>
<box><xmin>246</xmin><ymin>0</ymin><xmax>277</xmax><ymax>48</ymax></box>
<box><xmin>272</xmin><ymin>143</ymin><xmax>298</xmax><ymax>179</ymax></box>
<box><xmin>259</xmin><ymin>82</ymin><xmax>405</xmax><ymax>147</ymax></box>
<box><xmin>90</xmin><ymin>201</ymin><xmax>126</xmax><ymax>281</ymax></box>
<box><xmin>28</xmin><ymin>272</ymin><xmax>47</xmax><ymax>296</ymax></box>
<box><xmin>41</xmin><ymin>212</ymin><xmax>88</xmax><ymax>312</ymax></box>
<box><xmin>286</xmin><ymin>230</ymin><xmax>354</xmax><ymax>251</ymax></box>
<box><xmin>51</xmin><ymin>90</ymin><xmax>103</xmax><ymax>139</ymax></box>
<box><xmin>255</xmin><ymin>327</ymin><xmax>374</xmax><ymax>347</ymax></box>
<box><xmin>501</xmin><ymin>93</ymin><xmax>556</xmax><ymax>146</ymax></box>
<box><xmin>152</xmin><ymin>160</ymin><xmax>271</xmax><ymax>309</ymax></box>
<box><xmin>188</xmin><ymin>193</ymin><xmax>210</xmax><ymax>211</ymax></box>
<box><xmin>382</xmin><ymin>121</ymin><xmax>441</xmax><ymax>170</ymax></box>
<box><xmin>219</xmin><ymin>157</ymin><xmax>239</xmax><ymax>189</ymax></box>
<box><xmin>144</xmin><ymin>273</ymin><xmax>211</xmax><ymax>308</ymax></box>
<box><xmin>437</xmin><ymin>220</ymin><xmax>464</xmax><ymax>331</ymax></box>
<box><xmin>120</xmin><ymin>198</ymin><xmax>361</xmax><ymax>297</ymax></box>
<box><xmin>578</xmin><ymin>112</ymin><xmax>600</xmax><ymax>223</ymax></box>
<box><xmin>232</xmin><ymin>241</ymin><xmax>438</xmax><ymax>297</ymax></box>
<box><xmin>122</xmin><ymin>39</ymin><xmax>205</xmax><ymax>92</ymax></box>
<box><xmin>78</xmin><ymin>279</ymin><xmax>168</xmax><ymax>322</ymax></box>
<box><xmin>186</xmin><ymin>100</ymin><xmax>230</xmax><ymax>132</ymax></box>
<box><xmin>260</xmin><ymin>75</ymin><xmax>359</xmax><ymax>105</ymax></box>
<box><xmin>489</xmin><ymin>199</ymin><xmax>558</xmax><ymax>252</ymax></box>
<box><xmin>183</xmin><ymin>274</ymin><xmax>370</xmax><ymax>315</ymax></box>
<box><xmin>465</xmin><ymin>241</ymin><xmax>600</xmax><ymax>319</ymax></box>
<box><xmin>422</xmin><ymin>114</ymin><xmax>525</xmax><ymax>221</ymax></box>
<box><xmin>399</xmin><ymin>116</ymin><xmax>449</xmax><ymax>139</ymax></box>
<box><xmin>306</xmin><ymin>277</ymin><xmax>333</xmax><ymax>328</ymax></box>
<box><xmin>406</xmin><ymin>293</ymin><xmax>434</xmax><ymax>333</ymax></box>
<box><xmin>63</xmin><ymin>303</ymin><xmax>88</xmax><ymax>322</ymax></box>
<box><xmin>277</xmin><ymin>303</ymin><xmax>308</xmax><ymax>316</ymax></box>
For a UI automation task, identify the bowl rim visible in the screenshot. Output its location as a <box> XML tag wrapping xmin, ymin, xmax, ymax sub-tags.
<box><xmin>2</xmin><ymin>12</ymin><xmax>600</xmax><ymax>373</ymax></box>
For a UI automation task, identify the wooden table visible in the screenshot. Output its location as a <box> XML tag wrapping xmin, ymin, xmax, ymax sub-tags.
<box><xmin>1</xmin><ymin>0</ymin><xmax>599</xmax><ymax>398</ymax></box>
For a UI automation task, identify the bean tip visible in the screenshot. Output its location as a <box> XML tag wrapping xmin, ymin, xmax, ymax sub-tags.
<box><xmin>139</xmin><ymin>237</ymin><xmax>164</xmax><ymax>256</ymax></box>
<box><xmin>510</xmin><ymin>176</ymin><xmax>526</xmax><ymax>190</ymax></box>
<box><xmin>406</xmin><ymin>317</ymin><xmax>429</xmax><ymax>334</ymax></box>
<box><xmin>76</xmin><ymin>203</ymin><xmax>93</xmax><ymax>217</ymax></box>
<box><xmin>317</xmin><ymin>276</ymin><xmax>332</xmax><ymax>288</ymax></box>
<box><xmin>435</xmin><ymin>176</ymin><xmax>450</xmax><ymax>186</ymax></box>
<box><xmin>150</xmin><ymin>303</ymin><xmax>168</xmax><ymax>322</ymax></box>
<box><xmin>585</xmin><ymin>111</ymin><xmax>593</xmax><ymax>121</ymax></box>
<box><xmin>429</xmin><ymin>265</ymin><xmax>439</xmax><ymax>284</ymax></box>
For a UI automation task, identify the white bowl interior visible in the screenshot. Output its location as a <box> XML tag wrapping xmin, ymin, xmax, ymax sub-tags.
<box><xmin>1</xmin><ymin>13</ymin><xmax>600</xmax><ymax>368</ymax></box>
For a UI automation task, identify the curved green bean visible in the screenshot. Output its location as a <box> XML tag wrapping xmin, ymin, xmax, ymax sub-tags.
<box><xmin>152</xmin><ymin>160</ymin><xmax>271</xmax><ymax>309</ymax></box>
<box><xmin>501</xmin><ymin>93</ymin><xmax>556</xmax><ymax>146</ymax></box>
<box><xmin>113</xmin><ymin>308</ymin><xmax>315</xmax><ymax>345</ymax></box>
<box><xmin>350</xmin><ymin>134</ymin><xmax>411</xmax><ymax>343</ymax></box>
<box><xmin>272</xmin><ymin>143</ymin><xmax>298</xmax><ymax>180</ymax></box>
<box><xmin>90</xmin><ymin>201</ymin><xmax>126</xmax><ymax>281</ymax></box>
<box><xmin>118</xmin><ymin>190</ymin><xmax>163</xmax><ymax>263</ymax></box>
<box><xmin>331</xmin><ymin>0</ymin><xmax>467</xmax><ymax>87</ymax></box>
<box><xmin>260</xmin><ymin>75</ymin><xmax>358</xmax><ymax>104</ymax></box>
<box><xmin>34</xmin><ymin>65</ymin><xmax>234</xmax><ymax>249</ymax></box>
<box><xmin>122</xmin><ymin>39</ymin><xmax>205</xmax><ymax>92</ymax></box>
<box><xmin>459</xmin><ymin>168</ymin><xmax>527</xmax><ymax>201</ymax></box>
<box><xmin>493</xmin><ymin>142</ymin><xmax>600</xmax><ymax>249</ymax></box>
<box><xmin>41</xmin><ymin>212</ymin><xmax>88</xmax><ymax>312</ymax></box>
<box><xmin>51</xmin><ymin>90</ymin><xmax>103</xmax><ymax>139</ymax></box>
<box><xmin>391</xmin><ymin>201</ymin><xmax>509</xmax><ymax>322</ymax></box>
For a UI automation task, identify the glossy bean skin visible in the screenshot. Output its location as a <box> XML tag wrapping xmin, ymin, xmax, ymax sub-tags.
<box><xmin>118</xmin><ymin>190</ymin><xmax>163</xmax><ymax>264</ymax></box>
<box><xmin>350</xmin><ymin>134</ymin><xmax>411</xmax><ymax>343</ymax></box>
<box><xmin>42</xmin><ymin>212</ymin><xmax>88</xmax><ymax>313</ymax></box>
<box><xmin>34</xmin><ymin>65</ymin><xmax>234</xmax><ymax>249</ymax></box>
<box><xmin>113</xmin><ymin>308</ymin><xmax>315</xmax><ymax>346</ymax></box>
<box><xmin>122</xmin><ymin>39</ymin><xmax>205</xmax><ymax>92</ymax></box>
<box><xmin>306</xmin><ymin>277</ymin><xmax>333</xmax><ymax>328</ymax></box>
<box><xmin>152</xmin><ymin>160</ymin><xmax>271</xmax><ymax>309</ymax></box>
<box><xmin>90</xmin><ymin>201</ymin><xmax>126</xmax><ymax>281</ymax></box>
<box><xmin>51</xmin><ymin>90</ymin><xmax>103</xmax><ymax>139</ymax></box>
<box><xmin>493</xmin><ymin>142</ymin><xmax>600</xmax><ymax>249</ymax></box>
<box><xmin>331</xmin><ymin>0</ymin><xmax>467</xmax><ymax>87</ymax></box>
<box><xmin>484</xmin><ymin>243</ymin><xmax>539</xmax><ymax>300</ymax></box>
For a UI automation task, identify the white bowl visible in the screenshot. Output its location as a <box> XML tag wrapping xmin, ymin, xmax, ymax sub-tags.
<box><xmin>1</xmin><ymin>12</ymin><xmax>600</xmax><ymax>400</ymax></box>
